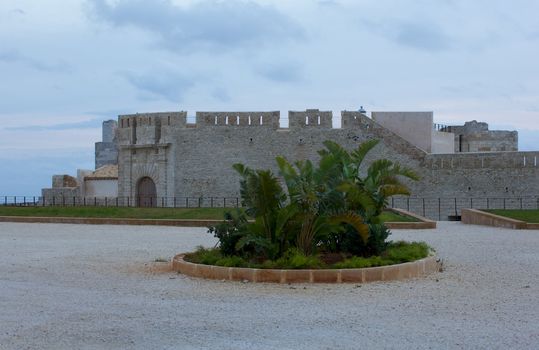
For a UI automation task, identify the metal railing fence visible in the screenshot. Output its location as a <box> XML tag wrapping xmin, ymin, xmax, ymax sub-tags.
<box><xmin>2</xmin><ymin>195</ymin><xmax>539</xmax><ymax>221</ymax></box>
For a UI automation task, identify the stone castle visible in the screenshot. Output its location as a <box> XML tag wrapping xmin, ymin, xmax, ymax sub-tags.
<box><xmin>42</xmin><ymin>109</ymin><xmax>538</xmax><ymax>219</ymax></box>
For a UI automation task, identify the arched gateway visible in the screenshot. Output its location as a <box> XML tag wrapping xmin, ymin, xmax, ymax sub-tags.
<box><xmin>136</xmin><ymin>177</ymin><xmax>157</xmax><ymax>207</ymax></box>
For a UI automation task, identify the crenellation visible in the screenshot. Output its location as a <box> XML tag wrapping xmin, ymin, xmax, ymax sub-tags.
<box><xmin>288</xmin><ymin>109</ymin><xmax>332</xmax><ymax>129</ymax></box>
<box><xmin>196</xmin><ymin>111</ymin><xmax>280</xmax><ymax>128</ymax></box>
<box><xmin>42</xmin><ymin>108</ymin><xmax>539</xmax><ymax>220</ymax></box>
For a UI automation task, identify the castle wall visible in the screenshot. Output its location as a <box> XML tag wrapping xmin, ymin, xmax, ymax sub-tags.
<box><xmin>117</xmin><ymin>112</ymin><xmax>187</xmax><ymax>201</ymax></box>
<box><xmin>84</xmin><ymin>179</ymin><xmax>118</xmax><ymax>197</ymax></box>
<box><xmin>432</xmin><ymin>130</ymin><xmax>455</xmax><ymax>154</ymax></box>
<box><xmin>372</xmin><ymin>112</ymin><xmax>434</xmax><ymax>153</ymax></box>
<box><xmin>449</xmin><ymin>120</ymin><xmax>518</xmax><ymax>153</ymax></box>
<box><xmin>95</xmin><ymin>120</ymin><xmax>119</xmax><ymax>169</ymax></box>
<box><xmin>115</xmin><ymin>110</ymin><xmax>539</xmax><ymax>219</ymax></box>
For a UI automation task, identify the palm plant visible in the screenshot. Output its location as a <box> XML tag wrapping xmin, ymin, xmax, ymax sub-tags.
<box><xmin>232</xmin><ymin>163</ymin><xmax>297</xmax><ymax>259</ymax></box>
<box><xmin>211</xmin><ymin>139</ymin><xmax>419</xmax><ymax>260</ymax></box>
<box><xmin>276</xmin><ymin>156</ymin><xmax>369</xmax><ymax>255</ymax></box>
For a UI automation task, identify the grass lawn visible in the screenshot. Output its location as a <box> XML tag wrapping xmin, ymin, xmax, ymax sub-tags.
<box><xmin>485</xmin><ymin>209</ymin><xmax>539</xmax><ymax>223</ymax></box>
<box><xmin>378</xmin><ymin>210</ymin><xmax>419</xmax><ymax>223</ymax></box>
<box><xmin>0</xmin><ymin>206</ymin><xmax>232</xmax><ymax>220</ymax></box>
<box><xmin>0</xmin><ymin>206</ymin><xmax>419</xmax><ymax>222</ymax></box>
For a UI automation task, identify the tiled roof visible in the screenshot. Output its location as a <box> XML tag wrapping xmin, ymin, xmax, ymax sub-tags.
<box><xmin>85</xmin><ymin>165</ymin><xmax>118</xmax><ymax>180</ymax></box>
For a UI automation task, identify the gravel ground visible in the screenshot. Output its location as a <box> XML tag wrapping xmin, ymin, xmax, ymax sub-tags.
<box><xmin>1</xmin><ymin>222</ymin><xmax>538</xmax><ymax>350</ymax></box>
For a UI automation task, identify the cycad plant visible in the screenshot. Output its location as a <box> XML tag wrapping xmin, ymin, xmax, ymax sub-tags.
<box><xmin>210</xmin><ymin>139</ymin><xmax>419</xmax><ymax>260</ymax></box>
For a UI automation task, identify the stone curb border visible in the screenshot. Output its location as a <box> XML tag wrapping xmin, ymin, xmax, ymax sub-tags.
<box><xmin>0</xmin><ymin>213</ymin><xmax>436</xmax><ymax>229</ymax></box>
<box><xmin>385</xmin><ymin>208</ymin><xmax>437</xmax><ymax>229</ymax></box>
<box><xmin>461</xmin><ymin>209</ymin><xmax>539</xmax><ymax>230</ymax></box>
<box><xmin>0</xmin><ymin>216</ymin><xmax>221</xmax><ymax>227</ymax></box>
<box><xmin>172</xmin><ymin>254</ymin><xmax>441</xmax><ymax>284</ymax></box>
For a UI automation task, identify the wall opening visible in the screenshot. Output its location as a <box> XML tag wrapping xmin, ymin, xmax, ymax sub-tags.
<box><xmin>136</xmin><ymin>177</ymin><xmax>156</xmax><ymax>207</ymax></box>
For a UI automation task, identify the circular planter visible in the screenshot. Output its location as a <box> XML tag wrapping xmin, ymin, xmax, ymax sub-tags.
<box><xmin>172</xmin><ymin>254</ymin><xmax>441</xmax><ymax>284</ymax></box>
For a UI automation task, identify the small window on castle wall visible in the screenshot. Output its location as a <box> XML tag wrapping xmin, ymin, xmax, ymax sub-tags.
<box><xmin>260</xmin><ymin>116</ymin><xmax>263</xmax><ymax>125</ymax></box>
<box><xmin>214</xmin><ymin>116</ymin><xmax>218</xmax><ymax>125</ymax></box>
<box><xmin>305</xmin><ymin>116</ymin><xmax>309</xmax><ymax>125</ymax></box>
<box><xmin>317</xmin><ymin>115</ymin><xmax>321</xmax><ymax>125</ymax></box>
<box><xmin>248</xmin><ymin>116</ymin><xmax>252</xmax><ymax>125</ymax></box>
<box><xmin>468</xmin><ymin>187</ymin><xmax>471</xmax><ymax>191</ymax></box>
<box><xmin>225</xmin><ymin>116</ymin><xmax>229</xmax><ymax>125</ymax></box>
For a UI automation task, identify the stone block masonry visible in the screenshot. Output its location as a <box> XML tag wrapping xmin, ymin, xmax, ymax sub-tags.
<box><xmin>114</xmin><ymin>109</ymin><xmax>539</xmax><ymax>220</ymax></box>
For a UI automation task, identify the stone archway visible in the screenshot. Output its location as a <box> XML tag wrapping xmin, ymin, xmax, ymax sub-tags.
<box><xmin>136</xmin><ymin>177</ymin><xmax>157</xmax><ymax>207</ymax></box>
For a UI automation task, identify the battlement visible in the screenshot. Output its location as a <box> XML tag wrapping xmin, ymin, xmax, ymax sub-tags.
<box><xmin>288</xmin><ymin>109</ymin><xmax>332</xmax><ymax>129</ymax></box>
<box><xmin>196</xmin><ymin>111</ymin><xmax>280</xmax><ymax>129</ymax></box>
<box><xmin>118</xmin><ymin>112</ymin><xmax>187</xmax><ymax>128</ymax></box>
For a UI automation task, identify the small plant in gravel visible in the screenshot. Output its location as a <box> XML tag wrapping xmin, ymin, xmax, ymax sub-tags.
<box><xmin>194</xmin><ymin>140</ymin><xmax>429</xmax><ymax>270</ymax></box>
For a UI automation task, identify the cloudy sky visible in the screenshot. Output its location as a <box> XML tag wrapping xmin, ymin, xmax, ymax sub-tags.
<box><xmin>1</xmin><ymin>0</ymin><xmax>538</xmax><ymax>195</ymax></box>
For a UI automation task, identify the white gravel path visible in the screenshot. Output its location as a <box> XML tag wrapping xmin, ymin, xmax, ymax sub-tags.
<box><xmin>1</xmin><ymin>222</ymin><xmax>538</xmax><ymax>350</ymax></box>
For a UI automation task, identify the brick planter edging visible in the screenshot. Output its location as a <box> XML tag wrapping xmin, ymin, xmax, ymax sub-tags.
<box><xmin>461</xmin><ymin>209</ymin><xmax>539</xmax><ymax>230</ymax></box>
<box><xmin>172</xmin><ymin>254</ymin><xmax>441</xmax><ymax>284</ymax></box>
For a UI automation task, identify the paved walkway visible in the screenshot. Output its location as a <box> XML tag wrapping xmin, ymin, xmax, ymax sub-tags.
<box><xmin>0</xmin><ymin>222</ymin><xmax>538</xmax><ymax>349</ymax></box>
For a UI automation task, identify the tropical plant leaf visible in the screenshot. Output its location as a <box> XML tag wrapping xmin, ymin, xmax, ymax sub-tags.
<box><xmin>351</xmin><ymin>139</ymin><xmax>380</xmax><ymax>166</ymax></box>
<box><xmin>329</xmin><ymin>211</ymin><xmax>370</xmax><ymax>244</ymax></box>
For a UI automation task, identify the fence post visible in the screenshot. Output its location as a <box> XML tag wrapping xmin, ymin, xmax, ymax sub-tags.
<box><xmin>422</xmin><ymin>198</ymin><xmax>425</xmax><ymax>217</ymax></box>
<box><xmin>4</xmin><ymin>196</ymin><xmax>6</xmax><ymax>205</ymax></box>
<box><xmin>454</xmin><ymin>198</ymin><xmax>457</xmax><ymax>216</ymax></box>
<box><xmin>185</xmin><ymin>197</ymin><xmax>188</xmax><ymax>208</ymax></box>
<box><xmin>162</xmin><ymin>197</ymin><xmax>165</xmax><ymax>207</ymax></box>
<box><xmin>438</xmin><ymin>198</ymin><xmax>441</xmax><ymax>221</ymax></box>
<box><xmin>470</xmin><ymin>198</ymin><xmax>473</xmax><ymax>209</ymax></box>
<box><xmin>94</xmin><ymin>197</ymin><xmax>97</xmax><ymax>206</ymax></box>
<box><xmin>391</xmin><ymin>197</ymin><xmax>394</xmax><ymax>208</ymax></box>
<box><xmin>236</xmin><ymin>197</ymin><xmax>239</xmax><ymax>208</ymax></box>
<box><xmin>33</xmin><ymin>196</ymin><xmax>36</xmax><ymax>206</ymax></box>
<box><xmin>173</xmin><ymin>197</ymin><xmax>176</xmax><ymax>208</ymax></box>
<box><xmin>24</xmin><ymin>196</ymin><xmax>26</xmax><ymax>206</ymax></box>
<box><xmin>487</xmin><ymin>198</ymin><xmax>489</xmax><ymax>209</ymax></box>
<box><xmin>127</xmin><ymin>197</ymin><xmax>130</xmax><ymax>207</ymax></box>
<box><xmin>116</xmin><ymin>197</ymin><xmax>119</xmax><ymax>207</ymax></box>
<box><xmin>224</xmin><ymin>197</ymin><xmax>226</xmax><ymax>207</ymax></box>
<box><xmin>407</xmin><ymin>197</ymin><xmax>410</xmax><ymax>211</ymax></box>
<box><xmin>198</xmin><ymin>197</ymin><xmax>201</xmax><ymax>208</ymax></box>
<box><xmin>62</xmin><ymin>197</ymin><xmax>65</xmax><ymax>206</ymax></box>
<box><xmin>520</xmin><ymin>198</ymin><xmax>523</xmax><ymax>209</ymax></box>
<box><xmin>211</xmin><ymin>197</ymin><xmax>213</xmax><ymax>208</ymax></box>
<box><xmin>503</xmin><ymin>198</ymin><xmax>506</xmax><ymax>210</ymax></box>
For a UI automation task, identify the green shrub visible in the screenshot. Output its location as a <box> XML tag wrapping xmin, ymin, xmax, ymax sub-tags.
<box><xmin>384</xmin><ymin>241</ymin><xmax>430</xmax><ymax>263</ymax></box>
<box><xmin>215</xmin><ymin>255</ymin><xmax>248</xmax><ymax>267</ymax></box>
<box><xmin>184</xmin><ymin>246</ymin><xmax>222</xmax><ymax>265</ymax></box>
<box><xmin>333</xmin><ymin>241</ymin><xmax>430</xmax><ymax>269</ymax></box>
<box><xmin>208</xmin><ymin>209</ymin><xmax>248</xmax><ymax>256</ymax></box>
<box><xmin>336</xmin><ymin>223</ymin><xmax>391</xmax><ymax>257</ymax></box>
<box><xmin>267</xmin><ymin>249</ymin><xmax>325</xmax><ymax>269</ymax></box>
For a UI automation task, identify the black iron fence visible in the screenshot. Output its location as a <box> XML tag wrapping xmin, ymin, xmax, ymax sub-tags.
<box><xmin>0</xmin><ymin>196</ymin><xmax>242</xmax><ymax>208</ymax></box>
<box><xmin>2</xmin><ymin>195</ymin><xmax>539</xmax><ymax>220</ymax></box>
<box><xmin>388</xmin><ymin>197</ymin><xmax>539</xmax><ymax>221</ymax></box>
